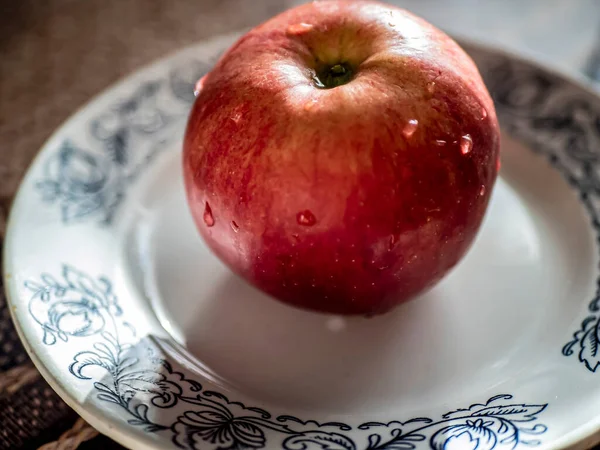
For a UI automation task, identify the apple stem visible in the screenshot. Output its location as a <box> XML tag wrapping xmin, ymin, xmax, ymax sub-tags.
<box><xmin>314</xmin><ymin>62</ymin><xmax>354</xmax><ymax>89</ymax></box>
<box><xmin>330</xmin><ymin>64</ymin><xmax>346</xmax><ymax>75</ymax></box>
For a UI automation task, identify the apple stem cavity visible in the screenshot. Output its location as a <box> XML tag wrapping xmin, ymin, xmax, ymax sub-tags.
<box><xmin>314</xmin><ymin>62</ymin><xmax>354</xmax><ymax>89</ymax></box>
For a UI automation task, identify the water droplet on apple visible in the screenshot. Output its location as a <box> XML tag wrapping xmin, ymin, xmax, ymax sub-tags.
<box><xmin>287</xmin><ymin>23</ymin><xmax>314</xmax><ymax>35</ymax></box>
<box><xmin>194</xmin><ymin>75</ymin><xmax>207</xmax><ymax>97</ymax></box>
<box><xmin>460</xmin><ymin>134</ymin><xmax>473</xmax><ymax>155</ymax></box>
<box><xmin>231</xmin><ymin>221</ymin><xmax>239</xmax><ymax>232</ymax></box>
<box><xmin>402</xmin><ymin>119</ymin><xmax>418</xmax><ymax>139</ymax></box>
<box><xmin>481</xmin><ymin>107</ymin><xmax>488</xmax><ymax>120</ymax></box>
<box><xmin>304</xmin><ymin>98</ymin><xmax>318</xmax><ymax>111</ymax></box>
<box><xmin>435</xmin><ymin>139</ymin><xmax>447</xmax><ymax>146</ymax></box>
<box><xmin>203</xmin><ymin>202</ymin><xmax>215</xmax><ymax>227</ymax></box>
<box><xmin>327</xmin><ymin>316</ymin><xmax>346</xmax><ymax>332</ymax></box>
<box><xmin>427</xmin><ymin>81</ymin><xmax>436</xmax><ymax>94</ymax></box>
<box><xmin>389</xmin><ymin>234</ymin><xmax>398</xmax><ymax>250</ymax></box>
<box><xmin>231</xmin><ymin>112</ymin><xmax>242</xmax><ymax>124</ymax></box>
<box><xmin>297</xmin><ymin>210</ymin><xmax>316</xmax><ymax>226</ymax></box>
<box><xmin>292</xmin><ymin>234</ymin><xmax>300</xmax><ymax>242</ymax></box>
<box><xmin>480</xmin><ymin>185</ymin><xmax>486</xmax><ymax>196</ymax></box>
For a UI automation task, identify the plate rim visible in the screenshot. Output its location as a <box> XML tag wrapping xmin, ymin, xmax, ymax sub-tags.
<box><xmin>4</xmin><ymin>31</ymin><xmax>600</xmax><ymax>450</ymax></box>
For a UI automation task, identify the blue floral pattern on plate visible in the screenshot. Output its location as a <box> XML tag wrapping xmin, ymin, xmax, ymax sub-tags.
<box><xmin>36</xmin><ymin>61</ymin><xmax>210</xmax><ymax>226</ymax></box>
<box><xmin>464</xmin><ymin>47</ymin><xmax>600</xmax><ymax>374</ymax></box>
<box><xmin>25</xmin><ymin>265</ymin><xmax>548</xmax><ymax>450</ymax></box>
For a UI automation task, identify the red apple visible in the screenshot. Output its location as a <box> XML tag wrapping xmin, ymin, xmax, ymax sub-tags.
<box><xmin>183</xmin><ymin>0</ymin><xmax>500</xmax><ymax>315</ymax></box>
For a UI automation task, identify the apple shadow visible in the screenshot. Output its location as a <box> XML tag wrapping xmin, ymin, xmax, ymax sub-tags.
<box><xmin>132</xmin><ymin>141</ymin><xmax>567</xmax><ymax>416</ymax></box>
<box><xmin>177</xmin><ymin>270</ymin><xmax>451</xmax><ymax>414</ymax></box>
<box><xmin>121</xmin><ymin>150</ymin><xmax>452</xmax><ymax>414</ymax></box>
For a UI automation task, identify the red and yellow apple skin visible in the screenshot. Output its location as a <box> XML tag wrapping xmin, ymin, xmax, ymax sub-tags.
<box><xmin>183</xmin><ymin>0</ymin><xmax>500</xmax><ymax>315</ymax></box>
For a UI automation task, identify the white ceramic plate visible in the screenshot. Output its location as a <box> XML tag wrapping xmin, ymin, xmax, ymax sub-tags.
<box><xmin>6</xmin><ymin>31</ymin><xmax>600</xmax><ymax>450</ymax></box>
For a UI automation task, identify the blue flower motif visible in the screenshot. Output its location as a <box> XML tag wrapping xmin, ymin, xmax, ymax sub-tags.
<box><xmin>25</xmin><ymin>265</ymin><xmax>117</xmax><ymax>344</ymax></box>
<box><xmin>47</xmin><ymin>299</ymin><xmax>105</xmax><ymax>338</ymax></box>
<box><xmin>117</xmin><ymin>81</ymin><xmax>166</xmax><ymax>134</ymax></box>
<box><xmin>431</xmin><ymin>419</ymin><xmax>497</xmax><ymax>450</ymax></box>
<box><xmin>173</xmin><ymin>410</ymin><xmax>266</xmax><ymax>450</ymax></box>
<box><xmin>36</xmin><ymin>140</ymin><xmax>123</xmax><ymax>224</ymax></box>
<box><xmin>488</xmin><ymin>66</ymin><xmax>553</xmax><ymax>115</ymax></box>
